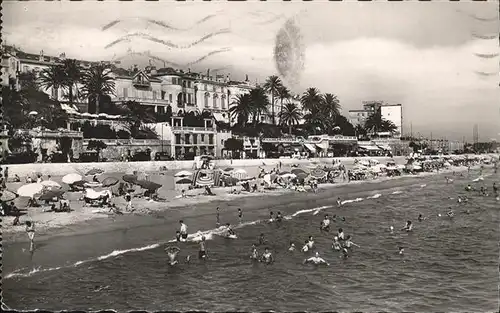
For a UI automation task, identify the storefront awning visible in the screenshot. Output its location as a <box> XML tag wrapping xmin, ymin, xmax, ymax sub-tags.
<box><xmin>304</xmin><ymin>143</ymin><xmax>316</xmax><ymax>153</ymax></box>
<box><xmin>212</xmin><ymin>113</ymin><xmax>227</xmax><ymax>121</ymax></box>
<box><xmin>358</xmin><ymin>145</ymin><xmax>380</xmax><ymax>151</ymax></box>
<box><xmin>315</xmin><ymin>144</ymin><xmax>324</xmax><ymax>150</ymax></box>
<box><xmin>377</xmin><ymin>145</ymin><xmax>392</xmax><ymax>151</ymax></box>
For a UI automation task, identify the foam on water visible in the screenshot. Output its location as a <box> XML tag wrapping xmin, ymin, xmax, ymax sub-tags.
<box><xmin>367</xmin><ymin>194</ymin><xmax>382</xmax><ymax>199</ymax></box>
<box><xmin>341</xmin><ymin>197</ymin><xmax>364</xmax><ymax>205</ymax></box>
<box><xmin>391</xmin><ymin>191</ymin><xmax>403</xmax><ymax>194</ymax></box>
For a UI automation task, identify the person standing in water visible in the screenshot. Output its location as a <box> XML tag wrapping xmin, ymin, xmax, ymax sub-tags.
<box><xmin>307</xmin><ymin>236</ymin><xmax>314</xmax><ymax>250</ymax></box>
<box><xmin>301</xmin><ymin>240</ymin><xmax>310</xmax><ymax>252</ymax></box>
<box><xmin>276</xmin><ymin>211</ymin><xmax>283</xmax><ymax>223</ymax></box>
<box><xmin>401</xmin><ymin>220</ymin><xmax>412</xmax><ymax>232</ymax></box>
<box><xmin>288</xmin><ymin>242</ymin><xmax>296</xmax><ymax>251</ymax></box>
<box><xmin>332</xmin><ymin>236</ymin><xmax>341</xmax><ymax>251</ymax></box>
<box><xmin>165</xmin><ymin>246</ymin><xmax>180</xmax><ymax>266</ymax></box>
<box><xmin>260</xmin><ymin>247</ymin><xmax>274</xmax><ymax>264</ymax></box>
<box><xmin>198</xmin><ymin>236</ymin><xmax>207</xmax><ymax>260</ymax></box>
<box><xmin>337</xmin><ymin>197</ymin><xmax>342</xmax><ymax>206</ymax></box>
<box><xmin>258</xmin><ymin>233</ymin><xmax>267</xmax><ymax>245</ymax></box>
<box><xmin>269</xmin><ymin>211</ymin><xmax>274</xmax><ymax>222</ymax></box>
<box><xmin>250</xmin><ymin>244</ymin><xmax>259</xmax><ymax>260</ymax></box>
<box><xmin>303</xmin><ymin>252</ymin><xmax>330</xmax><ymax>266</ymax></box>
<box><xmin>216</xmin><ymin>207</ymin><xmax>220</xmax><ymax>227</ymax></box>
<box><xmin>26</xmin><ymin>221</ymin><xmax>35</xmax><ymax>250</ymax></box>
<box><xmin>337</xmin><ymin>228</ymin><xmax>345</xmax><ymax>240</ymax></box>
<box><xmin>344</xmin><ymin>235</ymin><xmax>360</xmax><ymax>249</ymax></box>
<box><xmin>238</xmin><ymin>208</ymin><xmax>243</xmax><ymax>224</ymax></box>
<box><xmin>179</xmin><ymin>220</ymin><xmax>188</xmax><ymax>241</ymax></box>
<box><xmin>320</xmin><ymin>214</ymin><xmax>331</xmax><ymax>232</ymax></box>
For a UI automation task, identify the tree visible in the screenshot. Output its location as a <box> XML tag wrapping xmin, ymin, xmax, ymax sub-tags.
<box><xmin>229</xmin><ymin>94</ymin><xmax>252</xmax><ymax>127</ymax></box>
<box><xmin>248</xmin><ymin>87</ymin><xmax>269</xmax><ymax>126</ymax></box>
<box><xmin>60</xmin><ymin>59</ymin><xmax>82</xmax><ymax>105</ymax></box>
<box><xmin>39</xmin><ymin>65</ymin><xmax>66</xmax><ymax>100</ymax></box>
<box><xmin>118</xmin><ymin>101</ymin><xmax>157</xmax><ymax>137</ymax></box>
<box><xmin>224</xmin><ymin>138</ymin><xmax>244</xmax><ymax>152</ymax></box>
<box><xmin>80</xmin><ymin>63</ymin><xmax>115</xmax><ymax>114</ymax></box>
<box><xmin>87</xmin><ymin>140</ymin><xmax>107</xmax><ymax>162</ymax></box>
<box><xmin>364</xmin><ymin>107</ymin><xmax>397</xmax><ymax>135</ymax></box>
<box><xmin>277</xmin><ymin>85</ymin><xmax>291</xmax><ymax>124</ymax></box>
<box><xmin>322</xmin><ymin>93</ymin><xmax>341</xmax><ymax>119</ymax></box>
<box><xmin>263</xmin><ymin>75</ymin><xmax>283</xmax><ymax>125</ymax></box>
<box><xmin>278</xmin><ymin>101</ymin><xmax>302</xmax><ymax>134</ymax></box>
<box><xmin>300</xmin><ymin>87</ymin><xmax>322</xmax><ymax>113</ymax></box>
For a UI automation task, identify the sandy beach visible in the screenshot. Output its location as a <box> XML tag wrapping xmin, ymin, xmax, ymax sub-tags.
<box><xmin>3</xmin><ymin>155</ymin><xmax>490</xmax><ymax>244</ymax></box>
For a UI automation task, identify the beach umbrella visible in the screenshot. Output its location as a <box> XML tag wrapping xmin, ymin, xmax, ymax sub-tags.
<box><xmin>17</xmin><ymin>183</ymin><xmax>44</xmax><ymax>198</ymax></box>
<box><xmin>238</xmin><ymin>176</ymin><xmax>255</xmax><ymax>182</ymax></box>
<box><xmin>72</xmin><ymin>180</ymin><xmax>88</xmax><ymax>187</ymax></box>
<box><xmin>85</xmin><ymin>168</ymin><xmax>105</xmax><ymax>176</ymax></box>
<box><xmin>41</xmin><ymin>180</ymin><xmax>62</xmax><ymax>189</ymax></box>
<box><xmin>222</xmin><ymin>176</ymin><xmax>239</xmax><ymax>185</ymax></box>
<box><xmin>102</xmin><ymin>177</ymin><xmax>119</xmax><ymax>187</ymax></box>
<box><xmin>28</xmin><ymin>111</ymin><xmax>38</xmax><ymax>116</ymax></box>
<box><xmin>175</xmin><ymin>170</ymin><xmax>193</xmax><ymax>178</ymax></box>
<box><xmin>122</xmin><ymin>174</ymin><xmax>138</xmax><ymax>184</ymax></box>
<box><xmin>84</xmin><ymin>188</ymin><xmax>102</xmax><ymax>200</ymax></box>
<box><xmin>176</xmin><ymin>178</ymin><xmax>193</xmax><ymax>184</ymax></box>
<box><xmin>281</xmin><ymin>173</ymin><xmax>297</xmax><ymax>179</ymax></box>
<box><xmin>39</xmin><ymin>190</ymin><xmax>65</xmax><ymax>201</ymax></box>
<box><xmin>0</xmin><ymin>190</ymin><xmax>18</xmax><ymax>202</ymax></box>
<box><xmin>295</xmin><ymin>172</ymin><xmax>308</xmax><ymax>180</ymax></box>
<box><xmin>62</xmin><ymin>173</ymin><xmax>83</xmax><ymax>184</ymax></box>
<box><xmin>223</xmin><ymin>167</ymin><xmax>234</xmax><ymax>172</ymax></box>
<box><xmin>291</xmin><ymin>168</ymin><xmax>307</xmax><ymax>175</ymax></box>
<box><xmin>279</xmin><ymin>171</ymin><xmax>291</xmax><ymax>175</ymax></box>
<box><xmin>310</xmin><ymin>168</ymin><xmax>327</xmax><ymax>179</ymax></box>
<box><xmin>234</xmin><ymin>169</ymin><xmax>247</xmax><ymax>174</ymax></box>
<box><xmin>136</xmin><ymin>180</ymin><xmax>162</xmax><ymax>191</ymax></box>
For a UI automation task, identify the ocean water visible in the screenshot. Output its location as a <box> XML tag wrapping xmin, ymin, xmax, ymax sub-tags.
<box><xmin>3</xmin><ymin>170</ymin><xmax>499</xmax><ymax>312</ymax></box>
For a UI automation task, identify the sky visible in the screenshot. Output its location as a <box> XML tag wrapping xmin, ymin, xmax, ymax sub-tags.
<box><xmin>4</xmin><ymin>0</ymin><xmax>500</xmax><ymax>141</ymax></box>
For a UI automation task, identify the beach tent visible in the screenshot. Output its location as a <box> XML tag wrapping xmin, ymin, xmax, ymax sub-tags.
<box><xmin>176</xmin><ymin>178</ymin><xmax>193</xmax><ymax>184</ymax></box>
<box><xmin>41</xmin><ymin>180</ymin><xmax>62</xmax><ymax>189</ymax></box>
<box><xmin>1</xmin><ymin>190</ymin><xmax>18</xmax><ymax>202</ymax></box>
<box><xmin>291</xmin><ymin>168</ymin><xmax>307</xmax><ymax>175</ymax></box>
<box><xmin>193</xmin><ymin>170</ymin><xmax>215</xmax><ymax>187</ymax></box>
<box><xmin>175</xmin><ymin>170</ymin><xmax>193</xmax><ymax>178</ymax></box>
<box><xmin>17</xmin><ymin>183</ymin><xmax>44</xmax><ymax>198</ymax></box>
<box><xmin>102</xmin><ymin>177</ymin><xmax>119</xmax><ymax>187</ymax></box>
<box><xmin>85</xmin><ymin>168</ymin><xmax>105</xmax><ymax>176</ymax></box>
<box><xmin>62</xmin><ymin>173</ymin><xmax>83</xmax><ymax>185</ymax></box>
<box><xmin>39</xmin><ymin>190</ymin><xmax>65</xmax><ymax>201</ymax></box>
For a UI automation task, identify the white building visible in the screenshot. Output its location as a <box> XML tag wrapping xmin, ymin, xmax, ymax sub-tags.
<box><xmin>380</xmin><ymin>104</ymin><xmax>403</xmax><ymax>138</ymax></box>
<box><xmin>195</xmin><ymin>73</ymin><xmax>230</xmax><ymax>123</ymax></box>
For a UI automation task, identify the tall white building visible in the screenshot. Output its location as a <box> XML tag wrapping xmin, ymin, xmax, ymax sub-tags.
<box><xmin>380</xmin><ymin>104</ymin><xmax>403</xmax><ymax>138</ymax></box>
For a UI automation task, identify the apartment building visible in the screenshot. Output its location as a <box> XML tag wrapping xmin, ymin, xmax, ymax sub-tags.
<box><xmin>195</xmin><ymin>73</ymin><xmax>231</xmax><ymax>123</ymax></box>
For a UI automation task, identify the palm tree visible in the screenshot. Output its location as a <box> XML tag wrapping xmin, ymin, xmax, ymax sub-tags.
<box><xmin>322</xmin><ymin>93</ymin><xmax>341</xmax><ymax>118</ymax></box>
<box><xmin>248</xmin><ymin>87</ymin><xmax>269</xmax><ymax>126</ymax></box>
<box><xmin>61</xmin><ymin>59</ymin><xmax>82</xmax><ymax>105</ymax></box>
<box><xmin>278</xmin><ymin>102</ymin><xmax>302</xmax><ymax>134</ymax></box>
<box><xmin>364</xmin><ymin>108</ymin><xmax>397</xmax><ymax>135</ymax></box>
<box><xmin>39</xmin><ymin>65</ymin><xmax>65</xmax><ymax>100</ymax></box>
<box><xmin>229</xmin><ymin>94</ymin><xmax>252</xmax><ymax>127</ymax></box>
<box><xmin>263</xmin><ymin>75</ymin><xmax>283</xmax><ymax>125</ymax></box>
<box><xmin>300</xmin><ymin>87</ymin><xmax>322</xmax><ymax>113</ymax></box>
<box><xmin>80</xmin><ymin>64</ymin><xmax>115</xmax><ymax>114</ymax></box>
<box><xmin>277</xmin><ymin>85</ymin><xmax>291</xmax><ymax>125</ymax></box>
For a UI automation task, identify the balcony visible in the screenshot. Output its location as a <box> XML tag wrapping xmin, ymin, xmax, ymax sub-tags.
<box><xmin>116</xmin><ymin>96</ymin><xmax>169</xmax><ymax>105</ymax></box>
<box><xmin>132</xmin><ymin>81</ymin><xmax>151</xmax><ymax>88</ymax></box>
<box><xmin>171</xmin><ymin>126</ymin><xmax>216</xmax><ymax>133</ymax></box>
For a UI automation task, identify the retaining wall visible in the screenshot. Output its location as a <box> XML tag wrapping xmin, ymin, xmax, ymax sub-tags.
<box><xmin>4</xmin><ymin>156</ymin><xmax>407</xmax><ymax>177</ymax></box>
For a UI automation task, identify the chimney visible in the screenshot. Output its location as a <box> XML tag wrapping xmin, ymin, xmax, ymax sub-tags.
<box><xmin>245</xmin><ymin>74</ymin><xmax>249</xmax><ymax>82</ymax></box>
<box><xmin>39</xmin><ymin>50</ymin><xmax>44</xmax><ymax>62</ymax></box>
<box><xmin>188</xmin><ymin>68</ymin><xmax>191</xmax><ymax>73</ymax></box>
<box><xmin>207</xmin><ymin>69</ymin><xmax>210</xmax><ymax>77</ymax></box>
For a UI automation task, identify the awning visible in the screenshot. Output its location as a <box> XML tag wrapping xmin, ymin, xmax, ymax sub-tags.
<box><xmin>377</xmin><ymin>145</ymin><xmax>392</xmax><ymax>151</ymax></box>
<box><xmin>60</xmin><ymin>103</ymin><xmax>80</xmax><ymax>115</ymax></box>
<box><xmin>304</xmin><ymin>143</ymin><xmax>316</xmax><ymax>153</ymax></box>
<box><xmin>315</xmin><ymin>144</ymin><xmax>324</xmax><ymax>150</ymax></box>
<box><xmin>213</xmin><ymin>113</ymin><xmax>227</xmax><ymax>121</ymax></box>
<box><xmin>358</xmin><ymin>145</ymin><xmax>380</xmax><ymax>151</ymax></box>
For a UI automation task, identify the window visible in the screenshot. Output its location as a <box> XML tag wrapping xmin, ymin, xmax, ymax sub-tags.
<box><xmin>183</xmin><ymin>93</ymin><xmax>187</xmax><ymax>103</ymax></box>
<box><xmin>193</xmin><ymin>134</ymin><xmax>198</xmax><ymax>144</ymax></box>
<box><xmin>169</xmin><ymin>94</ymin><xmax>173</xmax><ymax>102</ymax></box>
<box><xmin>172</xmin><ymin>78</ymin><xmax>177</xmax><ymax>85</ymax></box>
<box><xmin>175</xmin><ymin>134</ymin><xmax>181</xmax><ymax>144</ymax></box>
<box><xmin>123</xmin><ymin>88</ymin><xmax>128</xmax><ymax>97</ymax></box>
<box><xmin>204</xmin><ymin>84</ymin><xmax>207</xmax><ymax>91</ymax></box>
<box><xmin>213</xmin><ymin>97</ymin><xmax>217</xmax><ymax>108</ymax></box>
<box><xmin>161</xmin><ymin>90</ymin><xmax>166</xmax><ymax>100</ymax></box>
<box><xmin>204</xmin><ymin>94</ymin><xmax>209</xmax><ymax>107</ymax></box>
<box><xmin>188</xmin><ymin>94</ymin><xmax>192</xmax><ymax>104</ymax></box>
<box><xmin>184</xmin><ymin>134</ymin><xmax>190</xmax><ymax>144</ymax></box>
<box><xmin>208</xmin><ymin>134</ymin><xmax>214</xmax><ymax>145</ymax></box>
<box><xmin>23</xmin><ymin>65</ymin><xmax>28</xmax><ymax>72</ymax></box>
<box><xmin>201</xmin><ymin>134</ymin><xmax>205</xmax><ymax>142</ymax></box>
<box><xmin>221</xmin><ymin>97</ymin><xmax>225</xmax><ymax>109</ymax></box>
<box><xmin>153</xmin><ymin>91</ymin><xmax>157</xmax><ymax>100</ymax></box>
<box><xmin>212</xmin><ymin>85</ymin><xmax>215</xmax><ymax>92</ymax></box>
<box><xmin>157</xmin><ymin>106</ymin><xmax>165</xmax><ymax>114</ymax></box>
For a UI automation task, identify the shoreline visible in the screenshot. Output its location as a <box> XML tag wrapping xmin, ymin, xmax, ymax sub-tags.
<box><xmin>2</xmin><ymin>164</ymin><xmax>478</xmax><ymax>245</ymax></box>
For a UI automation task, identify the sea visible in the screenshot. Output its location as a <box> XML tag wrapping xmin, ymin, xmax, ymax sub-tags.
<box><xmin>3</xmin><ymin>169</ymin><xmax>499</xmax><ymax>312</ymax></box>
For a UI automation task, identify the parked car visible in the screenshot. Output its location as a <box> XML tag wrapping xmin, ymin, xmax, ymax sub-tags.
<box><xmin>155</xmin><ymin>152</ymin><xmax>174</xmax><ymax>161</ymax></box>
<box><xmin>4</xmin><ymin>151</ymin><xmax>38</xmax><ymax>164</ymax></box>
<box><xmin>131</xmin><ymin>150</ymin><xmax>152</xmax><ymax>162</ymax></box>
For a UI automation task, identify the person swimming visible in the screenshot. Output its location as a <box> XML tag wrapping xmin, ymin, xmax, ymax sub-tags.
<box><xmin>225</xmin><ymin>223</ymin><xmax>236</xmax><ymax>237</ymax></box>
<box><xmin>401</xmin><ymin>220</ymin><xmax>412</xmax><ymax>232</ymax></box>
<box><xmin>238</xmin><ymin>208</ymin><xmax>243</xmax><ymax>224</ymax></box>
<box><xmin>198</xmin><ymin>236</ymin><xmax>207</xmax><ymax>260</ymax></box>
<box><xmin>447</xmin><ymin>209</ymin><xmax>455</xmax><ymax>218</ymax></box>
<box><xmin>445</xmin><ymin>177</ymin><xmax>453</xmax><ymax>184</ymax></box>
<box><xmin>288</xmin><ymin>242</ymin><xmax>296</xmax><ymax>251</ymax></box>
<box><xmin>465</xmin><ymin>184</ymin><xmax>472</xmax><ymax>191</ymax></box>
<box><xmin>175</xmin><ymin>230</ymin><xmax>181</xmax><ymax>242</ymax></box>
<box><xmin>493</xmin><ymin>183</ymin><xmax>498</xmax><ymax>195</ymax></box>
<box><xmin>389</xmin><ymin>226</ymin><xmax>394</xmax><ymax>234</ymax></box>
<box><xmin>332</xmin><ymin>236</ymin><xmax>341</xmax><ymax>251</ymax></box>
<box><xmin>250</xmin><ymin>244</ymin><xmax>259</xmax><ymax>260</ymax></box>
<box><xmin>276</xmin><ymin>211</ymin><xmax>283</xmax><ymax>223</ymax></box>
<box><xmin>337</xmin><ymin>197</ymin><xmax>342</xmax><ymax>206</ymax></box>
<box><xmin>399</xmin><ymin>247</ymin><xmax>404</xmax><ymax>255</ymax></box>
<box><xmin>260</xmin><ymin>247</ymin><xmax>274</xmax><ymax>264</ymax></box>
<box><xmin>337</xmin><ymin>228</ymin><xmax>345</xmax><ymax>240</ymax></box>
<box><xmin>216</xmin><ymin>207</ymin><xmax>220</xmax><ymax>227</ymax></box>
<box><xmin>418</xmin><ymin>214</ymin><xmax>426</xmax><ymax>222</ymax></box>
<box><xmin>269</xmin><ymin>211</ymin><xmax>274</xmax><ymax>222</ymax></box>
<box><xmin>258</xmin><ymin>233</ymin><xmax>267</xmax><ymax>245</ymax></box>
<box><xmin>301</xmin><ymin>240</ymin><xmax>310</xmax><ymax>252</ymax></box>
<box><xmin>303</xmin><ymin>252</ymin><xmax>330</xmax><ymax>266</ymax></box>
<box><xmin>165</xmin><ymin>246</ymin><xmax>180</xmax><ymax>266</ymax></box>
<box><xmin>307</xmin><ymin>236</ymin><xmax>314</xmax><ymax>249</ymax></box>
<box><xmin>343</xmin><ymin>235</ymin><xmax>360</xmax><ymax>250</ymax></box>
<box><xmin>320</xmin><ymin>214</ymin><xmax>331</xmax><ymax>232</ymax></box>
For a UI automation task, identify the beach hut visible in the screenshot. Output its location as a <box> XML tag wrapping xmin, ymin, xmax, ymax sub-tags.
<box><xmin>310</xmin><ymin>168</ymin><xmax>327</xmax><ymax>180</ymax></box>
<box><xmin>62</xmin><ymin>173</ymin><xmax>83</xmax><ymax>185</ymax></box>
<box><xmin>17</xmin><ymin>183</ymin><xmax>44</xmax><ymax>198</ymax></box>
<box><xmin>193</xmin><ymin>170</ymin><xmax>215</xmax><ymax>187</ymax></box>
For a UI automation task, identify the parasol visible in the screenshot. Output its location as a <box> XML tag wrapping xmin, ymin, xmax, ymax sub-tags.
<box><xmin>122</xmin><ymin>174</ymin><xmax>138</xmax><ymax>184</ymax></box>
<box><xmin>310</xmin><ymin>168</ymin><xmax>327</xmax><ymax>179</ymax></box>
<box><xmin>17</xmin><ymin>183</ymin><xmax>44</xmax><ymax>198</ymax></box>
<box><xmin>0</xmin><ymin>190</ymin><xmax>18</xmax><ymax>202</ymax></box>
<box><xmin>62</xmin><ymin>173</ymin><xmax>83</xmax><ymax>184</ymax></box>
<box><xmin>39</xmin><ymin>190</ymin><xmax>65</xmax><ymax>201</ymax></box>
<box><xmin>102</xmin><ymin>177</ymin><xmax>119</xmax><ymax>187</ymax></box>
<box><xmin>291</xmin><ymin>168</ymin><xmax>307</xmax><ymax>175</ymax></box>
<box><xmin>135</xmin><ymin>180</ymin><xmax>162</xmax><ymax>191</ymax></box>
<box><xmin>85</xmin><ymin>168</ymin><xmax>105</xmax><ymax>176</ymax></box>
<box><xmin>175</xmin><ymin>170</ymin><xmax>193</xmax><ymax>178</ymax></box>
<box><xmin>280</xmin><ymin>173</ymin><xmax>297</xmax><ymax>179</ymax></box>
<box><xmin>233</xmin><ymin>169</ymin><xmax>247</xmax><ymax>174</ymax></box>
<box><xmin>41</xmin><ymin>180</ymin><xmax>62</xmax><ymax>189</ymax></box>
<box><xmin>222</xmin><ymin>176</ymin><xmax>239</xmax><ymax>185</ymax></box>
<box><xmin>223</xmin><ymin>167</ymin><xmax>234</xmax><ymax>172</ymax></box>
<box><xmin>176</xmin><ymin>178</ymin><xmax>193</xmax><ymax>184</ymax></box>
<box><xmin>295</xmin><ymin>172</ymin><xmax>309</xmax><ymax>180</ymax></box>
